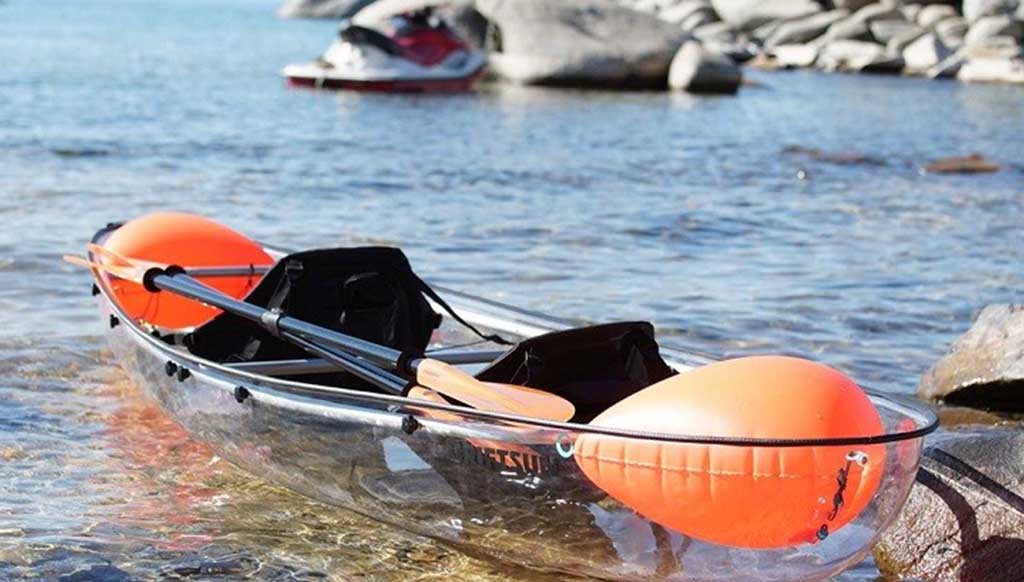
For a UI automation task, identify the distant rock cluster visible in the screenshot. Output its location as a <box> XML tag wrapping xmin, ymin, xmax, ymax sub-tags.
<box><xmin>278</xmin><ymin>0</ymin><xmax>1024</xmax><ymax>90</ymax></box>
<box><xmin>661</xmin><ymin>0</ymin><xmax>1023</xmax><ymax>84</ymax></box>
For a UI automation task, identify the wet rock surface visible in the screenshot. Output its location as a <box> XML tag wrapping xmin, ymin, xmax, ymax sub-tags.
<box><xmin>918</xmin><ymin>304</ymin><xmax>1023</xmax><ymax>411</ymax></box>
<box><xmin>476</xmin><ymin>0</ymin><xmax>688</xmax><ymax>88</ymax></box>
<box><xmin>875</xmin><ymin>427</ymin><xmax>1024</xmax><ymax>582</ymax></box>
<box><xmin>668</xmin><ymin>40</ymin><xmax>743</xmax><ymax>92</ymax></box>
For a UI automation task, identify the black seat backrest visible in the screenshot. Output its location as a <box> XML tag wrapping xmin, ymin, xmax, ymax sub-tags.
<box><xmin>340</xmin><ymin>23</ymin><xmax>403</xmax><ymax>56</ymax></box>
<box><xmin>185</xmin><ymin>247</ymin><xmax>441</xmax><ymax>363</ymax></box>
<box><xmin>475</xmin><ymin>322</ymin><xmax>677</xmax><ymax>422</ymax></box>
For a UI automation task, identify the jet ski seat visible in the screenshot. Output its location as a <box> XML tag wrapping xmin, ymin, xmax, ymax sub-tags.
<box><xmin>340</xmin><ymin>23</ymin><xmax>403</xmax><ymax>57</ymax></box>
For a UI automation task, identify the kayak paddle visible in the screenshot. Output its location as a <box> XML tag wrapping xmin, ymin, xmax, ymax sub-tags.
<box><xmin>66</xmin><ymin>252</ymin><xmax>575</xmax><ymax>422</ymax></box>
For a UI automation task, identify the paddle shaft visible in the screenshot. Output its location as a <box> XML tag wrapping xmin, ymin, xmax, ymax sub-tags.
<box><xmin>281</xmin><ymin>329</ymin><xmax>408</xmax><ymax>395</ymax></box>
<box><xmin>154</xmin><ymin>269</ymin><xmax>405</xmax><ymax>365</ymax></box>
<box><xmin>147</xmin><ymin>267</ymin><xmax>446</xmax><ymax>384</ymax></box>
<box><xmin>68</xmin><ymin>251</ymin><xmax>576</xmax><ymax>420</ymax></box>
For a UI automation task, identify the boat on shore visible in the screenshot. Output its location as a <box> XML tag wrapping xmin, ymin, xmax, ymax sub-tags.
<box><xmin>75</xmin><ymin>214</ymin><xmax>937</xmax><ymax>581</ymax></box>
<box><xmin>282</xmin><ymin>5</ymin><xmax>485</xmax><ymax>93</ymax></box>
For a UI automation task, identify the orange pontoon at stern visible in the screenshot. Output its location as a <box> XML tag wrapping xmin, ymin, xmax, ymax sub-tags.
<box><xmin>574</xmin><ymin>355</ymin><xmax>885</xmax><ymax>549</ymax></box>
<box><xmin>98</xmin><ymin>212</ymin><xmax>274</xmax><ymax>329</ymax></box>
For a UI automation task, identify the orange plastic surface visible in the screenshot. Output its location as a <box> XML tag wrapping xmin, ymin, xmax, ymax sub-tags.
<box><xmin>575</xmin><ymin>356</ymin><xmax>885</xmax><ymax>548</ymax></box>
<box><xmin>100</xmin><ymin>212</ymin><xmax>273</xmax><ymax>329</ymax></box>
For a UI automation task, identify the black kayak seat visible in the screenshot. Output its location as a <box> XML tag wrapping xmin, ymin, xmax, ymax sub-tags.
<box><xmin>339</xmin><ymin>23</ymin><xmax>403</xmax><ymax>57</ymax></box>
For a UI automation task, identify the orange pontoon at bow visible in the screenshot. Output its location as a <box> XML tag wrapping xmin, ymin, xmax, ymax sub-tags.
<box><xmin>70</xmin><ymin>213</ymin><xmax>937</xmax><ymax>581</ymax></box>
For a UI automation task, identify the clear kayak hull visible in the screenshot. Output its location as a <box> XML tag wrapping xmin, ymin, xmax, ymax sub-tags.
<box><xmin>98</xmin><ymin>280</ymin><xmax>935</xmax><ymax>581</ymax></box>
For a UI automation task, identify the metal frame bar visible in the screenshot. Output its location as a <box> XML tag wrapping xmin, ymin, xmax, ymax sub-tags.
<box><xmin>226</xmin><ymin>349</ymin><xmax>506</xmax><ymax>377</ymax></box>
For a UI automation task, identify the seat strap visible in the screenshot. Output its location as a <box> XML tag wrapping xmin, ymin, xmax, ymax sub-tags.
<box><xmin>410</xmin><ymin>273</ymin><xmax>512</xmax><ymax>346</ymax></box>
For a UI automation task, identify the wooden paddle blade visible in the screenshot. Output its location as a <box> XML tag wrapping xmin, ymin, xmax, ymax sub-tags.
<box><xmin>414</xmin><ymin>359</ymin><xmax>575</xmax><ymax>422</ymax></box>
<box><xmin>88</xmin><ymin>243</ymin><xmax>163</xmax><ymax>270</ymax></box>
<box><xmin>63</xmin><ymin>254</ymin><xmax>145</xmax><ymax>283</ymax></box>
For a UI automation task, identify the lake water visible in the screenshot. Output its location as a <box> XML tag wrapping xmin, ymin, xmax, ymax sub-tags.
<box><xmin>2</xmin><ymin>0</ymin><xmax>1023</xmax><ymax>579</ymax></box>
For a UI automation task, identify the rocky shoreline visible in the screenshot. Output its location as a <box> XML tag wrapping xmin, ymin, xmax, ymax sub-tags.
<box><xmin>279</xmin><ymin>0</ymin><xmax>1024</xmax><ymax>92</ymax></box>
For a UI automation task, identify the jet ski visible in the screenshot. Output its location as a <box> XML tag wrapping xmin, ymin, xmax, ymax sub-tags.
<box><xmin>283</xmin><ymin>8</ymin><xmax>486</xmax><ymax>93</ymax></box>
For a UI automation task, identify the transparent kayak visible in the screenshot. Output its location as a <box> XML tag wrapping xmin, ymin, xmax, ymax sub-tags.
<box><xmin>93</xmin><ymin>243</ymin><xmax>938</xmax><ymax>582</ymax></box>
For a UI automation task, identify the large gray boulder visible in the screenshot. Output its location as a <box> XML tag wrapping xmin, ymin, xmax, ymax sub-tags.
<box><xmin>831</xmin><ymin>0</ymin><xmax>876</xmax><ymax>9</ymax></box>
<box><xmin>764</xmin><ymin>9</ymin><xmax>849</xmax><ymax>47</ymax></box>
<box><xmin>767</xmin><ymin>42</ymin><xmax>821</xmax><ymax>66</ymax></box>
<box><xmin>936</xmin><ymin>16</ymin><xmax>970</xmax><ymax>48</ymax></box>
<box><xmin>817</xmin><ymin>39</ymin><xmax>905</xmax><ymax>71</ymax></box>
<box><xmin>680</xmin><ymin>8</ymin><xmax>719</xmax><ymax>31</ymax></box>
<box><xmin>901</xmin><ymin>2</ymin><xmax>924</xmax><ymax>23</ymax></box>
<box><xmin>927</xmin><ymin>51</ymin><xmax>966</xmax><ymax>76</ymax></box>
<box><xmin>962</xmin><ymin>34</ymin><xmax>1024</xmax><ymax>56</ymax></box>
<box><xmin>709</xmin><ymin>0</ymin><xmax>820</xmax><ymax>30</ymax></box>
<box><xmin>276</xmin><ymin>0</ymin><xmax>373</xmax><ymax>19</ymax></box>
<box><xmin>870</xmin><ymin>19</ymin><xmax>925</xmax><ymax>44</ymax></box>
<box><xmin>817</xmin><ymin>14</ymin><xmax>873</xmax><ymax>44</ymax></box>
<box><xmin>667</xmin><ymin>40</ymin><xmax>742</xmax><ymax>92</ymax></box>
<box><xmin>887</xmin><ymin>26</ymin><xmax>931</xmax><ymax>55</ymax></box>
<box><xmin>962</xmin><ymin>0</ymin><xmax>1021</xmax><ymax>23</ymax></box>
<box><xmin>904</xmin><ymin>32</ymin><xmax>955</xmax><ymax>72</ymax></box>
<box><xmin>692</xmin><ymin>20</ymin><xmax>735</xmax><ymax>41</ymax></box>
<box><xmin>850</xmin><ymin>2</ymin><xmax>905</xmax><ymax>24</ymax></box>
<box><xmin>659</xmin><ymin>0</ymin><xmax>715</xmax><ymax>25</ymax></box>
<box><xmin>917</xmin><ymin>4</ymin><xmax>958</xmax><ymax>28</ymax></box>
<box><xmin>919</xmin><ymin>305</ymin><xmax>1024</xmax><ymax>409</ymax></box>
<box><xmin>476</xmin><ymin>0</ymin><xmax>688</xmax><ymax>88</ymax></box>
<box><xmin>964</xmin><ymin>15</ymin><xmax>1024</xmax><ymax>47</ymax></box>
<box><xmin>959</xmin><ymin>54</ymin><xmax>1024</xmax><ymax>82</ymax></box>
<box><xmin>817</xmin><ymin>0</ymin><xmax>907</xmax><ymax>45</ymax></box>
<box><xmin>875</xmin><ymin>428</ymin><xmax>1024</xmax><ymax>582</ymax></box>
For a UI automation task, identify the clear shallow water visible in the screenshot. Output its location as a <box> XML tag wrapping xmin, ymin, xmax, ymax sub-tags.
<box><xmin>2</xmin><ymin>0</ymin><xmax>1023</xmax><ymax>579</ymax></box>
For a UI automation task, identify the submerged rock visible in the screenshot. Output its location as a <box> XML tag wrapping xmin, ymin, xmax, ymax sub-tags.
<box><xmin>477</xmin><ymin>0</ymin><xmax>687</xmax><ymax>88</ymax></box>
<box><xmin>667</xmin><ymin>40</ymin><xmax>742</xmax><ymax>93</ymax></box>
<box><xmin>875</xmin><ymin>427</ymin><xmax>1024</xmax><ymax>582</ymax></box>
<box><xmin>919</xmin><ymin>304</ymin><xmax>1023</xmax><ymax>410</ymax></box>
<box><xmin>781</xmin><ymin>144</ymin><xmax>887</xmax><ymax>166</ymax></box>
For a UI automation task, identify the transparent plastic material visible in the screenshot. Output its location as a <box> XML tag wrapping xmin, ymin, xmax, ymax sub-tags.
<box><xmin>98</xmin><ymin>272</ymin><xmax>936</xmax><ymax>582</ymax></box>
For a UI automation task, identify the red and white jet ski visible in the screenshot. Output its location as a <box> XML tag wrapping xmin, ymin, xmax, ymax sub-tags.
<box><xmin>283</xmin><ymin>4</ymin><xmax>486</xmax><ymax>93</ymax></box>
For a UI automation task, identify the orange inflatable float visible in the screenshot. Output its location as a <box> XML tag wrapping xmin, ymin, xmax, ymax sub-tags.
<box><xmin>99</xmin><ymin>212</ymin><xmax>274</xmax><ymax>329</ymax></box>
<box><xmin>574</xmin><ymin>356</ymin><xmax>885</xmax><ymax>549</ymax></box>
